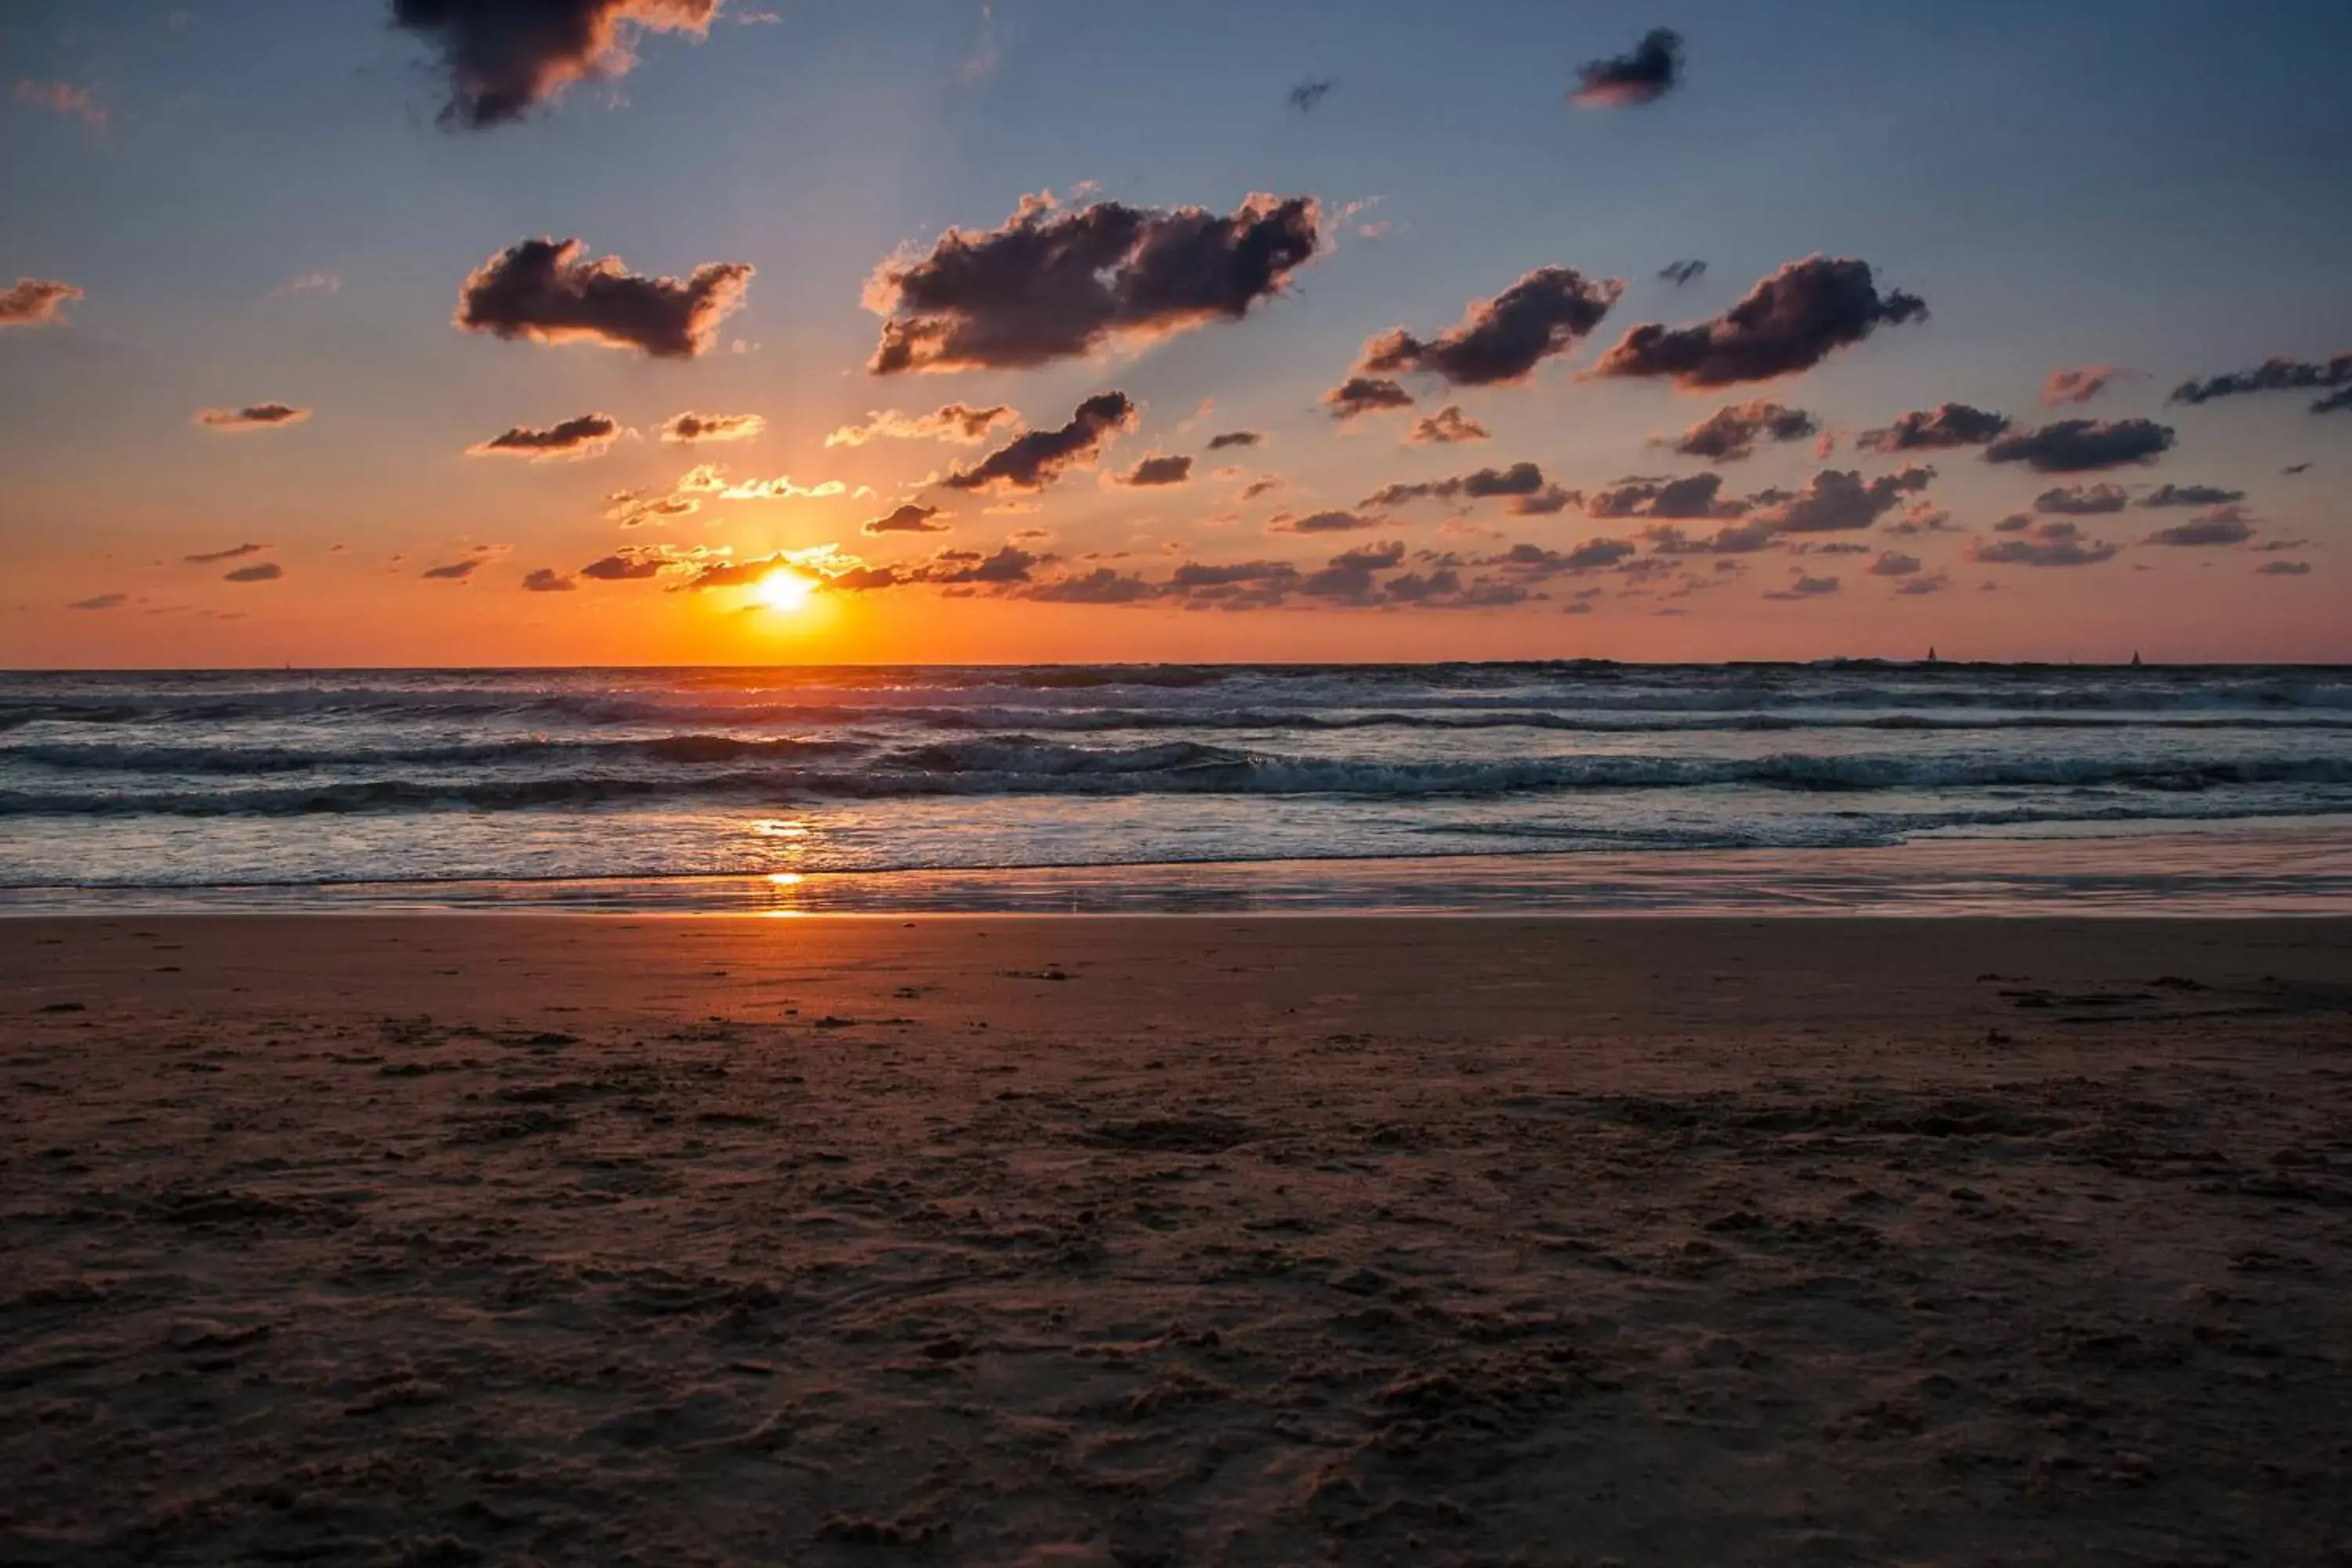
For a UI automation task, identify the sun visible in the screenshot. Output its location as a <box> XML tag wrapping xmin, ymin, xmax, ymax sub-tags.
<box><xmin>753</xmin><ymin>569</ymin><xmax>815</xmax><ymax>614</ymax></box>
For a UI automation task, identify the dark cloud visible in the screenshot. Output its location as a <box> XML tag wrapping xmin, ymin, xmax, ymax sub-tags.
<box><xmin>862</xmin><ymin>503</ymin><xmax>950</xmax><ymax>535</ymax></box>
<box><xmin>2144</xmin><ymin>505</ymin><xmax>2256</xmax><ymax>547</ymax></box>
<box><xmin>1967</xmin><ymin>520</ymin><xmax>2118</xmax><ymax>567</ymax></box>
<box><xmin>1882</xmin><ymin>503</ymin><xmax>1958</xmax><ymax>535</ymax></box>
<box><xmin>1239</xmin><ymin>477</ymin><xmax>1283</xmax><ymax>501</ymax></box>
<box><xmin>390</xmin><ymin>0</ymin><xmax>721</xmax><ymax>129</ymax></box>
<box><xmin>1664</xmin><ymin>400</ymin><xmax>1819</xmax><ymax>461</ymax></box>
<box><xmin>68</xmin><ymin>592</ymin><xmax>127</xmax><ymax>611</ymax></box>
<box><xmin>1286</xmin><ymin>78</ymin><xmax>1334</xmax><ymax>112</ymax></box>
<box><xmin>1741</xmin><ymin>466</ymin><xmax>1933</xmax><ymax>535</ymax></box>
<box><xmin>1364</xmin><ymin>461</ymin><xmax>1553</xmax><ymax>511</ymax></box>
<box><xmin>466</xmin><ymin>412</ymin><xmax>621</xmax><ymax>459</ymax></box>
<box><xmin>2317</xmin><ymin>387</ymin><xmax>2352</xmax><ymax>416</ymax></box>
<box><xmin>1301</xmin><ymin>541</ymin><xmax>1408</xmax><ymax>603</ymax></box>
<box><xmin>456</xmin><ymin>238</ymin><xmax>752</xmax><ymax>359</ymax></box>
<box><xmin>921</xmin><ymin>545</ymin><xmax>1039</xmax><ymax>586</ymax></box>
<box><xmin>1117</xmin><ymin>454</ymin><xmax>1194</xmax><ymax>487</ymax></box>
<box><xmin>1569</xmin><ymin>27</ymin><xmax>1683</xmax><ymax>107</ymax></box>
<box><xmin>1323</xmin><ymin>376</ymin><xmax>1414</xmax><ymax>419</ymax></box>
<box><xmin>1408</xmin><ymin>406</ymin><xmax>1488</xmax><ymax>445</ymax></box>
<box><xmin>1855</xmin><ymin>402</ymin><xmax>2009</xmax><ymax>452</ymax></box>
<box><xmin>866</xmin><ymin>192</ymin><xmax>1321</xmax><ymax>373</ymax></box>
<box><xmin>0</xmin><ymin>278</ymin><xmax>82</xmax><ymax>328</ymax></box>
<box><xmin>1869</xmin><ymin>550</ymin><xmax>1923</xmax><ymax>577</ymax></box>
<box><xmin>1026</xmin><ymin>568</ymin><xmax>1160</xmax><ymax>604</ymax></box>
<box><xmin>579</xmin><ymin>551</ymin><xmax>665</xmax><ymax>581</ymax></box>
<box><xmin>1983</xmin><ymin>417</ymin><xmax>2175</xmax><ymax>473</ymax></box>
<box><xmin>2042</xmin><ymin>365</ymin><xmax>2122</xmax><ymax>407</ymax></box>
<box><xmin>2140</xmin><ymin>482</ymin><xmax>2245</xmax><ymax>508</ymax></box>
<box><xmin>826</xmin><ymin>404</ymin><xmax>1018</xmax><ymax>447</ymax></box>
<box><xmin>521</xmin><ymin>568</ymin><xmax>576</xmax><ymax>592</ymax></box>
<box><xmin>2034</xmin><ymin>483</ymin><xmax>2129</xmax><ymax>516</ymax></box>
<box><xmin>1205</xmin><ymin>430</ymin><xmax>1263</xmax><ymax>451</ymax></box>
<box><xmin>659</xmin><ymin>410</ymin><xmax>764</xmax><ymax>445</ymax></box>
<box><xmin>2169</xmin><ymin>353</ymin><xmax>2352</xmax><ymax>415</ymax></box>
<box><xmin>422</xmin><ymin>557</ymin><xmax>486</xmax><ymax>580</ymax></box>
<box><xmin>1483</xmin><ymin>539</ymin><xmax>1638</xmax><ymax>577</ymax></box>
<box><xmin>1894</xmin><ymin>572</ymin><xmax>1952</xmax><ymax>596</ymax></box>
<box><xmin>195</xmin><ymin>403</ymin><xmax>311</xmax><ymax>431</ymax></box>
<box><xmin>1658</xmin><ymin>259</ymin><xmax>1706</xmax><ymax>288</ymax></box>
<box><xmin>1590</xmin><ymin>256</ymin><xmax>1926</xmax><ymax>390</ymax></box>
<box><xmin>1586</xmin><ymin>471</ymin><xmax>1741</xmax><ymax>521</ymax></box>
<box><xmin>1357</xmin><ymin>267</ymin><xmax>1622</xmax><ymax>388</ymax></box>
<box><xmin>1269</xmin><ymin>510</ymin><xmax>1383</xmax><ymax>534</ymax></box>
<box><xmin>184</xmin><ymin>543</ymin><xmax>267</xmax><ymax>564</ymax></box>
<box><xmin>2258</xmin><ymin>561</ymin><xmax>2311</xmax><ymax>577</ymax></box>
<box><xmin>938</xmin><ymin>391</ymin><xmax>1136</xmax><ymax>492</ymax></box>
<box><xmin>1764</xmin><ymin>571</ymin><xmax>1840</xmax><ymax>601</ymax></box>
<box><xmin>2283</xmin><ymin>462</ymin><xmax>2313</xmax><ymax>475</ymax></box>
<box><xmin>223</xmin><ymin>562</ymin><xmax>284</xmax><ymax>583</ymax></box>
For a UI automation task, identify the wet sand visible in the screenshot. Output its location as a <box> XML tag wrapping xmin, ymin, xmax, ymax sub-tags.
<box><xmin>3</xmin><ymin>916</ymin><xmax>2349</xmax><ymax>1566</ymax></box>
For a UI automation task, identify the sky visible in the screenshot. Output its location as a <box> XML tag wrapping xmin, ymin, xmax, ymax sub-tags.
<box><xmin>2</xmin><ymin>0</ymin><xmax>2347</xmax><ymax>668</ymax></box>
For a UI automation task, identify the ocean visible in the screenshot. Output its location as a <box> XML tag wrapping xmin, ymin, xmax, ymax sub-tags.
<box><xmin>3</xmin><ymin>662</ymin><xmax>2349</xmax><ymax>914</ymax></box>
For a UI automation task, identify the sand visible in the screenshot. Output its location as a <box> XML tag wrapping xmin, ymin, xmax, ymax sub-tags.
<box><xmin>2</xmin><ymin>916</ymin><xmax>2349</xmax><ymax>1566</ymax></box>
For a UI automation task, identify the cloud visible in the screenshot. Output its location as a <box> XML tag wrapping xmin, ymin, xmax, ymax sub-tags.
<box><xmin>1239</xmin><ymin>476</ymin><xmax>1283</xmax><ymax>501</ymax></box>
<box><xmin>1882</xmin><ymin>501</ymin><xmax>1958</xmax><ymax>535</ymax></box>
<box><xmin>2042</xmin><ymin>365</ymin><xmax>2122</xmax><ymax>407</ymax></box>
<box><xmin>1855</xmin><ymin>402</ymin><xmax>2009</xmax><ymax>452</ymax></box>
<box><xmin>0</xmin><ymin>278</ymin><xmax>82</xmax><ymax>328</ymax></box>
<box><xmin>223</xmin><ymin>562</ymin><xmax>284</xmax><ymax>583</ymax></box>
<box><xmin>2034</xmin><ymin>483</ymin><xmax>2129</xmax><ymax>515</ymax></box>
<box><xmin>422</xmin><ymin>556</ymin><xmax>490</xmax><ymax>579</ymax></box>
<box><xmin>1407</xmin><ymin>406</ymin><xmax>1489</xmax><ymax>445</ymax></box>
<box><xmin>1589</xmin><ymin>256</ymin><xmax>1926</xmax><ymax>389</ymax></box>
<box><xmin>2169</xmin><ymin>353</ymin><xmax>2352</xmax><ymax>415</ymax></box>
<box><xmin>1741</xmin><ymin>466</ymin><xmax>1934</xmax><ymax>535</ymax></box>
<box><xmin>1480</xmin><ymin>539</ymin><xmax>1637</xmax><ymax>577</ymax></box>
<box><xmin>826</xmin><ymin>404</ymin><xmax>1019</xmax><ymax>447</ymax></box>
<box><xmin>68</xmin><ymin>592</ymin><xmax>127</xmax><ymax>611</ymax></box>
<box><xmin>466</xmin><ymin>412</ymin><xmax>621</xmax><ymax>459</ymax></box>
<box><xmin>1764</xmin><ymin>571</ymin><xmax>1840</xmax><ymax>601</ymax></box>
<box><xmin>1269</xmin><ymin>509</ymin><xmax>1384</xmax><ymax>534</ymax></box>
<box><xmin>1658</xmin><ymin>259</ymin><xmax>1706</xmax><ymax>288</ymax></box>
<box><xmin>1663</xmin><ymin>400</ymin><xmax>1820</xmax><ymax>461</ymax></box>
<box><xmin>2258</xmin><ymin>561</ymin><xmax>2311</xmax><ymax>577</ymax></box>
<box><xmin>2140</xmin><ymin>482</ymin><xmax>2245</xmax><ymax>508</ymax></box>
<box><xmin>1026</xmin><ymin>568</ymin><xmax>1160</xmax><ymax>604</ymax></box>
<box><xmin>14</xmin><ymin>80</ymin><xmax>106</xmax><ymax>127</ymax></box>
<box><xmin>579</xmin><ymin>550</ymin><xmax>666</xmax><ymax>581</ymax></box>
<box><xmin>1894</xmin><ymin>572</ymin><xmax>1952</xmax><ymax>596</ymax></box>
<box><xmin>1967</xmin><ymin>519</ymin><xmax>2118</xmax><ymax>567</ymax></box>
<box><xmin>1356</xmin><ymin>267</ymin><xmax>1623</xmax><ymax>388</ymax></box>
<box><xmin>1286</xmin><ymin>78</ymin><xmax>1333</xmax><ymax>112</ymax></box>
<box><xmin>607</xmin><ymin>492</ymin><xmax>701</xmax><ymax>528</ymax></box>
<box><xmin>1568</xmin><ymin>28</ymin><xmax>1683</xmax><ymax>107</ymax></box>
<box><xmin>862</xmin><ymin>503</ymin><xmax>950</xmax><ymax>535</ymax></box>
<box><xmin>1116</xmin><ymin>454</ymin><xmax>1193</xmax><ymax>487</ymax></box>
<box><xmin>1364</xmin><ymin>461</ymin><xmax>1571</xmax><ymax>516</ymax></box>
<box><xmin>2143</xmin><ymin>504</ymin><xmax>2255</xmax><ymax>547</ymax></box>
<box><xmin>1586</xmin><ymin>472</ymin><xmax>1742</xmax><ymax>520</ymax></box>
<box><xmin>659</xmin><ymin>410</ymin><xmax>764</xmax><ymax>445</ymax></box>
<box><xmin>1205</xmin><ymin>430</ymin><xmax>1263</xmax><ymax>451</ymax></box>
<box><xmin>191</xmin><ymin>403</ymin><xmax>310</xmax><ymax>433</ymax></box>
<box><xmin>2318</xmin><ymin>388</ymin><xmax>2352</xmax><ymax>416</ymax></box>
<box><xmin>390</xmin><ymin>0</ymin><xmax>722</xmax><ymax>129</ymax></box>
<box><xmin>521</xmin><ymin>568</ymin><xmax>577</xmax><ymax>592</ymax></box>
<box><xmin>866</xmin><ymin>191</ymin><xmax>1321</xmax><ymax>373</ymax></box>
<box><xmin>1869</xmin><ymin>550</ymin><xmax>1923</xmax><ymax>577</ymax></box>
<box><xmin>456</xmin><ymin>238</ymin><xmax>752</xmax><ymax>359</ymax></box>
<box><xmin>1323</xmin><ymin>376</ymin><xmax>1414</xmax><ymax>419</ymax></box>
<box><xmin>278</xmin><ymin>270</ymin><xmax>343</xmax><ymax>296</ymax></box>
<box><xmin>184</xmin><ymin>543</ymin><xmax>267</xmax><ymax>564</ymax></box>
<box><xmin>1983</xmin><ymin>417</ymin><xmax>2174</xmax><ymax>473</ymax></box>
<box><xmin>938</xmin><ymin>390</ymin><xmax>1136</xmax><ymax>492</ymax></box>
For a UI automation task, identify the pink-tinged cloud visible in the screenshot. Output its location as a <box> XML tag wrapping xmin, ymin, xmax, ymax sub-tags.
<box><xmin>1663</xmin><ymin>400</ymin><xmax>1820</xmax><ymax>461</ymax></box>
<box><xmin>1357</xmin><ymin>267</ymin><xmax>1623</xmax><ymax>389</ymax></box>
<box><xmin>456</xmin><ymin>238</ymin><xmax>752</xmax><ymax>359</ymax></box>
<box><xmin>1591</xmin><ymin>256</ymin><xmax>1926</xmax><ymax>389</ymax></box>
<box><xmin>1984</xmin><ymin>418</ymin><xmax>2174</xmax><ymax>473</ymax></box>
<box><xmin>1323</xmin><ymin>376</ymin><xmax>1414</xmax><ymax>419</ymax></box>
<box><xmin>14</xmin><ymin>80</ymin><xmax>105</xmax><ymax>126</ymax></box>
<box><xmin>1568</xmin><ymin>29</ymin><xmax>1682</xmax><ymax>108</ymax></box>
<box><xmin>866</xmin><ymin>191</ymin><xmax>1322</xmax><ymax>373</ymax></box>
<box><xmin>1855</xmin><ymin>402</ymin><xmax>2009</xmax><ymax>452</ymax></box>
<box><xmin>1968</xmin><ymin>520</ymin><xmax>2119</xmax><ymax>567</ymax></box>
<box><xmin>1408</xmin><ymin>406</ymin><xmax>1489</xmax><ymax>445</ymax></box>
<box><xmin>2042</xmin><ymin>365</ymin><xmax>2123</xmax><ymax>406</ymax></box>
<box><xmin>0</xmin><ymin>278</ymin><xmax>83</xmax><ymax>328</ymax></box>
<box><xmin>939</xmin><ymin>391</ymin><xmax>1136</xmax><ymax>493</ymax></box>
<box><xmin>390</xmin><ymin>0</ymin><xmax>723</xmax><ymax>129</ymax></box>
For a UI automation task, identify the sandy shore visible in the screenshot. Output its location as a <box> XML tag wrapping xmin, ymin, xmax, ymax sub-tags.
<box><xmin>3</xmin><ymin>916</ymin><xmax>2349</xmax><ymax>1566</ymax></box>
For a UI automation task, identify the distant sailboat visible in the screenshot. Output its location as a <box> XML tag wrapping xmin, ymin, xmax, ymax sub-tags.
<box><xmin>2130</xmin><ymin>651</ymin><xmax>2143</xmax><ymax>667</ymax></box>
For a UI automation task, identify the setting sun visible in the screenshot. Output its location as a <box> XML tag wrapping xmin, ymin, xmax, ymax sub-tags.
<box><xmin>753</xmin><ymin>569</ymin><xmax>815</xmax><ymax>614</ymax></box>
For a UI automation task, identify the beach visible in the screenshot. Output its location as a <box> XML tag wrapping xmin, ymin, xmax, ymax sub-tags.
<box><xmin>4</xmin><ymin>915</ymin><xmax>2349</xmax><ymax>1565</ymax></box>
